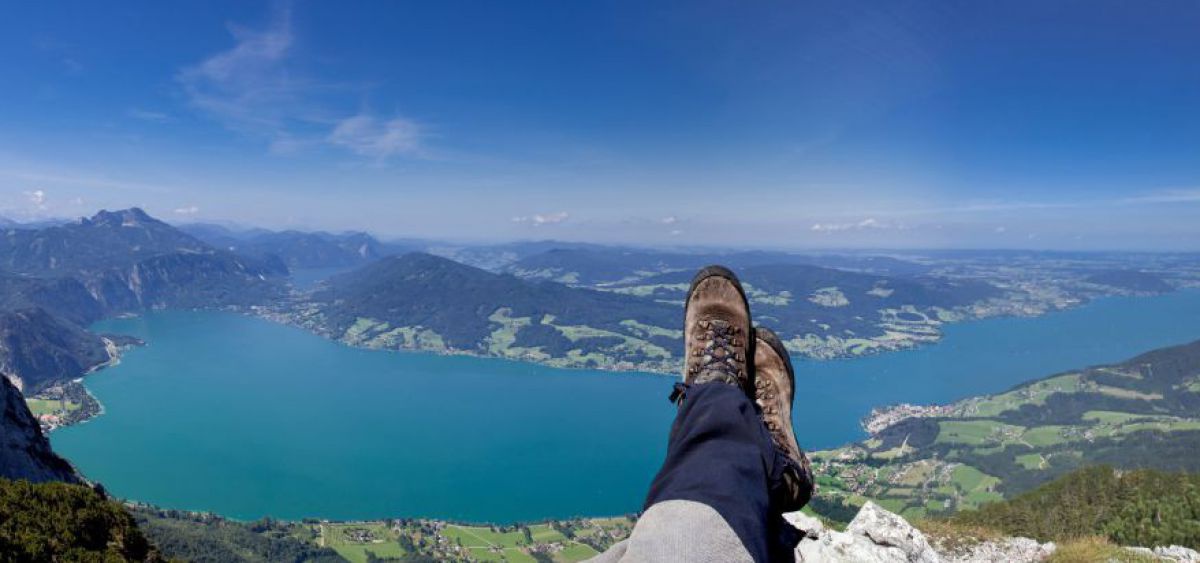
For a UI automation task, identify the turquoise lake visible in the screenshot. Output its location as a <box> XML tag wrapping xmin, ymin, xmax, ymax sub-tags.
<box><xmin>53</xmin><ymin>290</ymin><xmax>1200</xmax><ymax>522</ymax></box>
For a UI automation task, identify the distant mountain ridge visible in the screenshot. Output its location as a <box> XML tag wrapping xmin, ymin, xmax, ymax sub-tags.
<box><xmin>274</xmin><ymin>247</ymin><xmax>1011</xmax><ymax>371</ymax></box>
<box><xmin>502</xmin><ymin>247</ymin><xmax>935</xmax><ymax>286</ymax></box>
<box><xmin>3</xmin><ymin>208</ymin><xmax>208</xmax><ymax>273</ymax></box>
<box><xmin>296</xmin><ymin>252</ymin><xmax>682</xmax><ymax>370</ymax></box>
<box><xmin>181</xmin><ymin>223</ymin><xmax>415</xmax><ymax>269</ymax></box>
<box><xmin>0</xmin><ymin>208</ymin><xmax>289</xmax><ymax>392</ymax></box>
<box><xmin>3</xmin><ymin>209</ymin><xmax>1188</xmax><ymax>388</ymax></box>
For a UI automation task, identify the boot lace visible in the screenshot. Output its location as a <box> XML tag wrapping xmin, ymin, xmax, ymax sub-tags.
<box><xmin>688</xmin><ymin>319</ymin><xmax>744</xmax><ymax>386</ymax></box>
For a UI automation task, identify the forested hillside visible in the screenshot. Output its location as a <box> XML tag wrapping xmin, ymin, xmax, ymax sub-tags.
<box><xmin>297</xmin><ymin>252</ymin><xmax>682</xmax><ymax>371</ymax></box>
<box><xmin>130</xmin><ymin>508</ymin><xmax>343</xmax><ymax>562</ymax></box>
<box><xmin>0</xmin><ymin>479</ymin><xmax>162</xmax><ymax>561</ymax></box>
<box><xmin>948</xmin><ymin>466</ymin><xmax>1200</xmax><ymax>550</ymax></box>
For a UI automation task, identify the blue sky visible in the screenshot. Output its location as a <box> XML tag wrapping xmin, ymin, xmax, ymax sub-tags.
<box><xmin>1</xmin><ymin>1</ymin><xmax>1198</xmax><ymax>249</ymax></box>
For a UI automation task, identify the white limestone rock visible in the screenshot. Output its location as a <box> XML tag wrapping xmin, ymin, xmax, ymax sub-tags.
<box><xmin>941</xmin><ymin>537</ymin><xmax>1056</xmax><ymax>562</ymax></box>
<box><xmin>786</xmin><ymin>501</ymin><xmax>1200</xmax><ymax>563</ymax></box>
<box><xmin>782</xmin><ymin>511</ymin><xmax>824</xmax><ymax>539</ymax></box>
<box><xmin>790</xmin><ymin>502</ymin><xmax>940</xmax><ymax>562</ymax></box>
<box><xmin>847</xmin><ymin>502</ymin><xmax>940</xmax><ymax>563</ymax></box>
<box><xmin>1142</xmin><ymin>545</ymin><xmax>1200</xmax><ymax>562</ymax></box>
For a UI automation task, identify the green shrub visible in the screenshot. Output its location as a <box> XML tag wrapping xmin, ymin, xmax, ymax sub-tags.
<box><xmin>0</xmin><ymin>478</ymin><xmax>162</xmax><ymax>562</ymax></box>
<box><xmin>949</xmin><ymin>466</ymin><xmax>1200</xmax><ymax>549</ymax></box>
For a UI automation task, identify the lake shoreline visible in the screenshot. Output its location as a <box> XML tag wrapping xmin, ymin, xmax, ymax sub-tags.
<box><xmin>55</xmin><ymin>289</ymin><xmax>1200</xmax><ymax>524</ymax></box>
<box><xmin>243</xmin><ymin>281</ymin><xmax>1151</xmax><ymax>374</ymax></box>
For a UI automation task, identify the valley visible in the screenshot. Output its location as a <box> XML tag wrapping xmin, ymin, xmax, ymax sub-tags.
<box><xmin>2</xmin><ymin>208</ymin><xmax>1199</xmax><ymax>561</ymax></box>
<box><xmin>4</xmin><ymin>2</ymin><xmax>1198</xmax><ymax>559</ymax></box>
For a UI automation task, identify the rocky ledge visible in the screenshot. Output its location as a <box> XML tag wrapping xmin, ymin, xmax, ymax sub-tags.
<box><xmin>784</xmin><ymin>502</ymin><xmax>1199</xmax><ymax>562</ymax></box>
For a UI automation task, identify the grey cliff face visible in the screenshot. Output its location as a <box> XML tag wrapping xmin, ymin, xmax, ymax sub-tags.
<box><xmin>0</xmin><ymin>373</ymin><xmax>79</xmax><ymax>483</ymax></box>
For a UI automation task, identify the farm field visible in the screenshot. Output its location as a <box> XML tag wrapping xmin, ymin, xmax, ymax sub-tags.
<box><xmin>317</xmin><ymin>520</ymin><xmax>617</xmax><ymax>562</ymax></box>
<box><xmin>811</xmin><ymin>339</ymin><xmax>1200</xmax><ymax>520</ymax></box>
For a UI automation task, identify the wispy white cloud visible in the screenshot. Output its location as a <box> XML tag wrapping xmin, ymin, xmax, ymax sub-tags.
<box><xmin>328</xmin><ymin>115</ymin><xmax>422</xmax><ymax>159</ymax></box>
<box><xmin>512</xmin><ymin>211</ymin><xmax>569</xmax><ymax>226</ymax></box>
<box><xmin>177</xmin><ymin>6</ymin><xmax>298</xmax><ymax>143</ymax></box>
<box><xmin>174</xmin><ymin>205</ymin><xmax>200</xmax><ymax>215</ymax></box>
<box><xmin>810</xmin><ymin>217</ymin><xmax>908</xmax><ymax>232</ymax></box>
<box><xmin>25</xmin><ymin>189</ymin><xmax>47</xmax><ymax>208</ymax></box>
<box><xmin>178</xmin><ymin>5</ymin><xmax>425</xmax><ymax>161</ymax></box>
<box><xmin>660</xmin><ymin>215</ymin><xmax>678</xmax><ymax>225</ymax></box>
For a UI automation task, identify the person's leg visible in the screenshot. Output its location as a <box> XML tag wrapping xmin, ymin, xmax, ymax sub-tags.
<box><xmin>590</xmin><ymin>382</ymin><xmax>783</xmax><ymax>563</ymax></box>
<box><xmin>590</xmin><ymin>500</ymin><xmax>752</xmax><ymax>563</ymax></box>
<box><xmin>590</xmin><ymin>266</ymin><xmax>782</xmax><ymax>562</ymax></box>
<box><xmin>753</xmin><ymin>327</ymin><xmax>815</xmax><ymax>514</ymax></box>
<box><xmin>754</xmin><ymin>327</ymin><xmax>815</xmax><ymax>561</ymax></box>
<box><xmin>643</xmin><ymin>381</ymin><xmax>790</xmax><ymax>561</ymax></box>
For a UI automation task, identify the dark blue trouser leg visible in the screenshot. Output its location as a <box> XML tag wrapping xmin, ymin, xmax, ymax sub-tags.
<box><xmin>643</xmin><ymin>382</ymin><xmax>800</xmax><ymax>562</ymax></box>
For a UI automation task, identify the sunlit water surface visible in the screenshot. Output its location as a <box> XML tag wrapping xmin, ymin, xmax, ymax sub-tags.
<box><xmin>53</xmin><ymin>290</ymin><xmax>1200</xmax><ymax>521</ymax></box>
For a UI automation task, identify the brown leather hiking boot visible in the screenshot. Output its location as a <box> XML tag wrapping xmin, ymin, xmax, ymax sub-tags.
<box><xmin>754</xmin><ymin>327</ymin><xmax>814</xmax><ymax>511</ymax></box>
<box><xmin>680</xmin><ymin>266</ymin><xmax>754</xmax><ymax>396</ymax></box>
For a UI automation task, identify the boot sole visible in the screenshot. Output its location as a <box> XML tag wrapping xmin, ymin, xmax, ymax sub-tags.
<box><xmin>684</xmin><ymin>265</ymin><xmax>755</xmax><ymax>381</ymax></box>
<box><xmin>754</xmin><ymin>327</ymin><xmax>795</xmax><ymax>403</ymax></box>
<box><xmin>686</xmin><ymin>265</ymin><xmax>751</xmax><ymax>316</ymax></box>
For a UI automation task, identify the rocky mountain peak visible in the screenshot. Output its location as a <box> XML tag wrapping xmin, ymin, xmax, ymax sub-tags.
<box><xmin>86</xmin><ymin>207</ymin><xmax>158</xmax><ymax>229</ymax></box>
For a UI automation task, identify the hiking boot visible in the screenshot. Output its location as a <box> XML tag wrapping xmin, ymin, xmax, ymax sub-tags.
<box><xmin>754</xmin><ymin>327</ymin><xmax>814</xmax><ymax>511</ymax></box>
<box><xmin>679</xmin><ymin>265</ymin><xmax>754</xmax><ymax>396</ymax></box>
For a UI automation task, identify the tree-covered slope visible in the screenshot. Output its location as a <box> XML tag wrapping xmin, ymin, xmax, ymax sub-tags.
<box><xmin>292</xmin><ymin>250</ymin><xmax>1009</xmax><ymax>369</ymax></box>
<box><xmin>949</xmin><ymin>466</ymin><xmax>1200</xmax><ymax>550</ymax></box>
<box><xmin>0</xmin><ymin>479</ymin><xmax>163</xmax><ymax>562</ymax></box>
<box><xmin>0</xmin><ymin>274</ymin><xmax>105</xmax><ymax>326</ymax></box>
<box><xmin>604</xmin><ymin>261</ymin><xmax>999</xmax><ymax>359</ymax></box>
<box><xmin>130</xmin><ymin>508</ymin><xmax>344</xmax><ymax>563</ymax></box>
<box><xmin>299</xmin><ymin>252</ymin><xmax>683</xmax><ymax>370</ymax></box>
<box><xmin>0</xmin><ymin>309</ymin><xmax>110</xmax><ymax>393</ymax></box>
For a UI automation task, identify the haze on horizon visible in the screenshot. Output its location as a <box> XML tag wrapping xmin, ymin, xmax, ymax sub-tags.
<box><xmin>1</xmin><ymin>1</ymin><xmax>1198</xmax><ymax>251</ymax></box>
